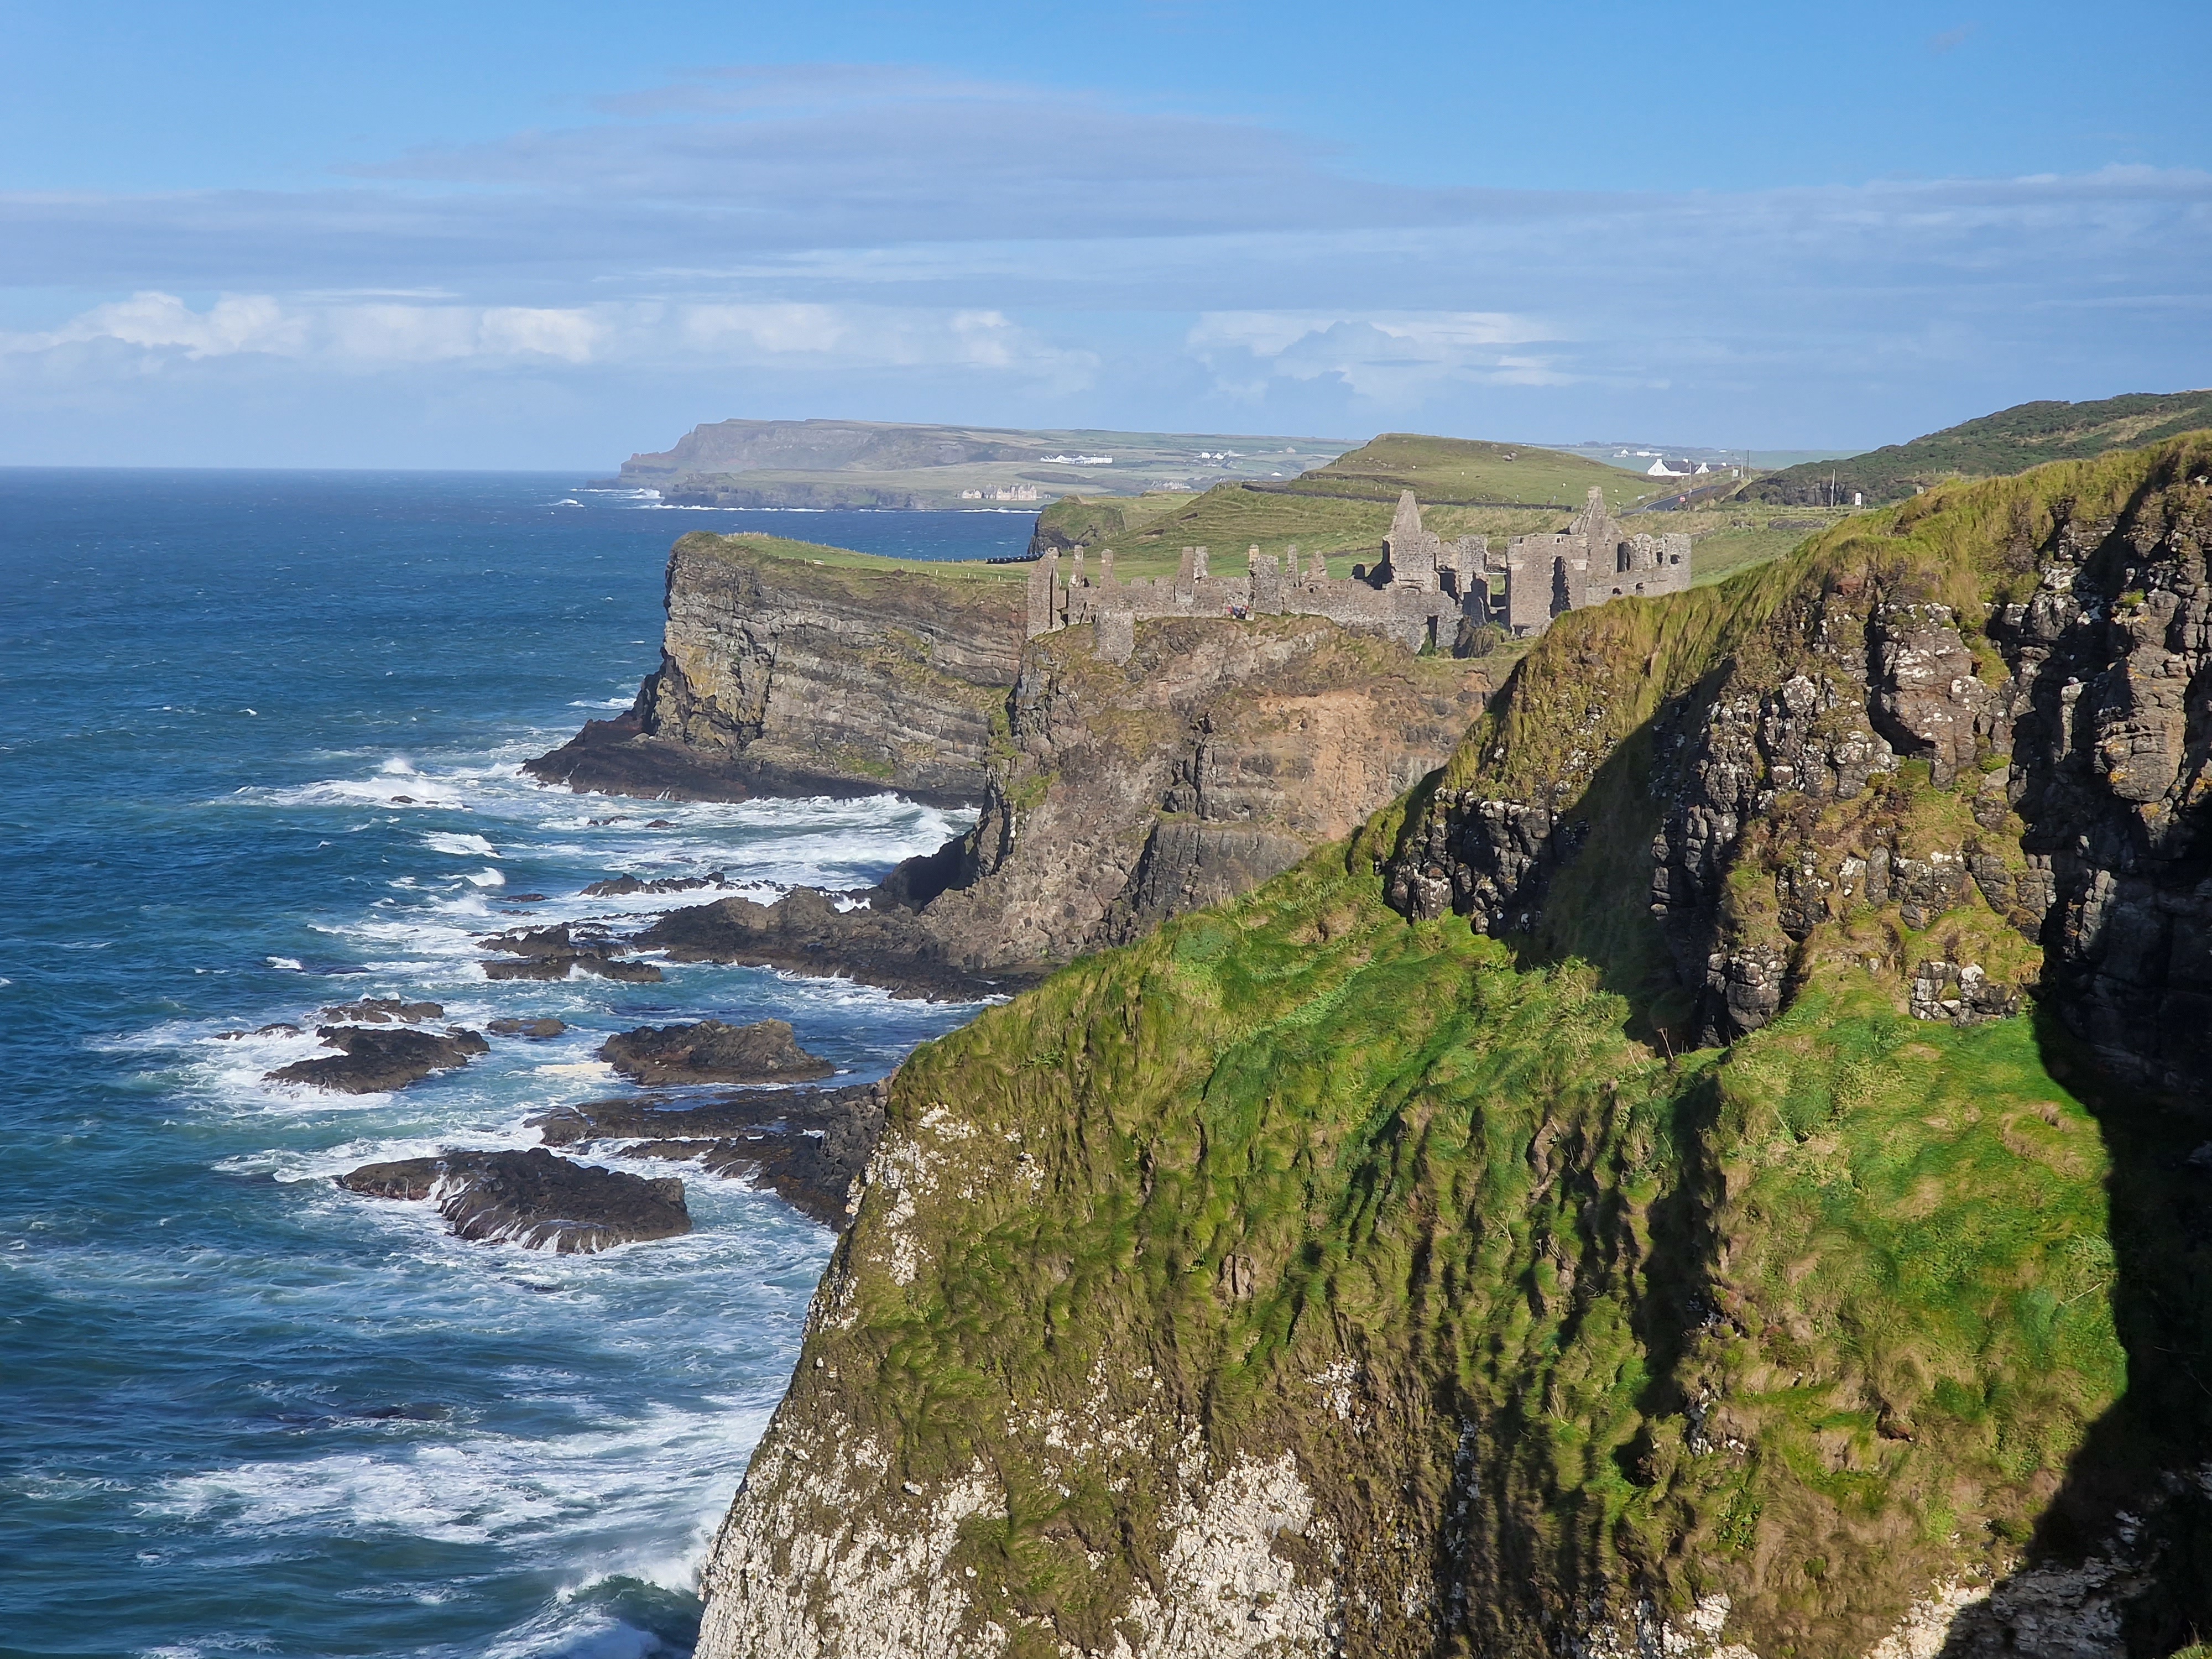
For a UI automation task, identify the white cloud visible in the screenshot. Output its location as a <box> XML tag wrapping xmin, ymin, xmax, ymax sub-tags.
<box><xmin>1188</xmin><ymin>310</ymin><xmax>1570</xmax><ymax>403</ymax></box>
<box><xmin>0</xmin><ymin>290</ymin><xmax>1093</xmax><ymax>387</ymax></box>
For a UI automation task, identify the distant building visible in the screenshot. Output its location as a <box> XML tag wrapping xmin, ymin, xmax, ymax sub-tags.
<box><xmin>1646</xmin><ymin>457</ymin><xmax>1689</xmax><ymax>478</ymax></box>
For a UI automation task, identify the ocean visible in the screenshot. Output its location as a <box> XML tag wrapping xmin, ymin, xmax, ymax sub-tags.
<box><xmin>0</xmin><ymin>472</ymin><xmax>1034</xmax><ymax>1658</ymax></box>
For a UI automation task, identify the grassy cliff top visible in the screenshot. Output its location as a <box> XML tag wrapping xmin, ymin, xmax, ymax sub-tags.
<box><xmin>1285</xmin><ymin>430</ymin><xmax>1665</xmax><ymax>511</ymax></box>
<box><xmin>1746</xmin><ymin>393</ymin><xmax>2212</xmax><ymax>505</ymax></box>
<box><xmin>676</xmin><ymin>530</ymin><xmax>1031</xmax><ymax>582</ymax></box>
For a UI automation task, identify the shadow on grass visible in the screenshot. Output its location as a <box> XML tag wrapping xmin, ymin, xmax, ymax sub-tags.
<box><xmin>1940</xmin><ymin>1005</ymin><xmax>2212</xmax><ymax>1656</ymax></box>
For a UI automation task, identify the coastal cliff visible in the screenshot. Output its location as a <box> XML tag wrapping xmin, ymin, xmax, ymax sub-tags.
<box><xmin>692</xmin><ymin>435</ymin><xmax>2212</xmax><ymax>1657</ymax></box>
<box><xmin>535</xmin><ymin>529</ymin><xmax>1490</xmax><ymax>989</ymax></box>
<box><xmin>526</xmin><ymin>534</ymin><xmax>1026</xmax><ymax>806</ymax></box>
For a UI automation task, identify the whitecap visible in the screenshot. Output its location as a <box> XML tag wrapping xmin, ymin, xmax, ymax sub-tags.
<box><xmin>267</xmin><ymin>957</ymin><xmax>304</xmax><ymax>971</ymax></box>
<box><xmin>422</xmin><ymin>832</ymin><xmax>499</xmax><ymax>858</ymax></box>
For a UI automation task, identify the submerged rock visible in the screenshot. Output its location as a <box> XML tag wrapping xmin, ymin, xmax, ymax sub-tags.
<box><xmin>487</xmin><ymin>1016</ymin><xmax>568</xmax><ymax>1039</ymax></box>
<box><xmin>337</xmin><ymin>1147</ymin><xmax>690</xmax><ymax>1253</ymax></box>
<box><xmin>265</xmin><ymin>1025</ymin><xmax>487</xmax><ymax>1094</ymax></box>
<box><xmin>597</xmin><ymin>1018</ymin><xmax>833</xmax><ymax>1086</ymax></box>
<box><xmin>580</xmin><ymin>870</ymin><xmax>732</xmax><ymax>898</ymax></box>
<box><xmin>318</xmin><ymin>997</ymin><xmax>444</xmax><ymax>1024</ymax></box>
<box><xmin>531</xmin><ymin>1081</ymin><xmax>887</xmax><ymax>1229</ymax></box>
<box><xmin>216</xmin><ymin>1021</ymin><xmax>303</xmax><ymax>1041</ymax></box>
<box><xmin>477</xmin><ymin>922</ymin><xmax>664</xmax><ymax>984</ymax></box>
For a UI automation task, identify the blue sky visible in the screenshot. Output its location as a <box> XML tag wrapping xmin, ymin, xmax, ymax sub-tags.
<box><xmin>2</xmin><ymin>0</ymin><xmax>2206</xmax><ymax>467</ymax></box>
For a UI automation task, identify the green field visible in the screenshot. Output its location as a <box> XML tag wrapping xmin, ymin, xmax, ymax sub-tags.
<box><xmin>1745</xmin><ymin>390</ymin><xmax>2212</xmax><ymax>505</ymax></box>
<box><xmin>1280</xmin><ymin>430</ymin><xmax>1662</xmax><ymax>511</ymax></box>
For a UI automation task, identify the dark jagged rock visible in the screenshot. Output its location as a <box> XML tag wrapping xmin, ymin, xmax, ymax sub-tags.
<box><xmin>265</xmin><ymin>1025</ymin><xmax>487</xmax><ymax>1093</ymax></box>
<box><xmin>487</xmin><ymin>1016</ymin><xmax>568</xmax><ymax>1039</ymax></box>
<box><xmin>216</xmin><ymin>1021</ymin><xmax>302</xmax><ymax>1041</ymax></box>
<box><xmin>337</xmin><ymin>1147</ymin><xmax>690</xmax><ymax>1252</ymax></box>
<box><xmin>318</xmin><ymin>997</ymin><xmax>443</xmax><ymax>1024</ymax></box>
<box><xmin>530</xmin><ymin>1081</ymin><xmax>888</xmax><ymax>1229</ymax></box>
<box><xmin>597</xmin><ymin>1018</ymin><xmax>833</xmax><ymax>1086</ymax></box>
<box><xmin>580</xmin><ymin>870</ymin><xmax>732</xmax><ymax>899</ymax></box>
<box><xmin>636</xmin><ymin>886</ymin><xmax>1034</xmax><ymax>1002</ymax></box>
<box><xmin>477</xmin><ymin>922</ymin><xmax>664</xmax><ymax>984</ymax></box>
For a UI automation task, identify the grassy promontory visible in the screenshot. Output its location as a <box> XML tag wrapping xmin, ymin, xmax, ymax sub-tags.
<box><xmin>714</xmin><ymin>432</ymin><xmax>2212</xmax><ymax>1657</ymax></box>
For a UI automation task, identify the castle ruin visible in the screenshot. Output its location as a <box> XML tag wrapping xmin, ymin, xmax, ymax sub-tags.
<box><xmin>1026</xmin><ymin>487</ymin><xmax>1691</xmax><ymax>662</ymax></box>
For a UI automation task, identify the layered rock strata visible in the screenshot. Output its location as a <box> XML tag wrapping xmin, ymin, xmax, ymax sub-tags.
<box><xmin>525</xmin><ymin>536</ymin><xmax>1026</xmax><ymax>805</ymax></box>
<box><xmin>643</xmin><ymin>614</ymin><xmax>1488</xmax><ymax>993</ymax></box>
<box><xmin>1385</xmin><ymin>434</ymin><xmax>2212</xmax><ymax>1094</ymax></box>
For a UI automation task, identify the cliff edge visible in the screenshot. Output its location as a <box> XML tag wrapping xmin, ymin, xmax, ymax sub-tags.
<box><xmin>526</xmin><ymin>534</ymin><xmax>1027</xmax><ymax>807</ymax></box>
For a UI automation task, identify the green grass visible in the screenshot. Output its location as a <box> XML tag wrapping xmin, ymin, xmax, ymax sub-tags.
<box><xmin>1746</xmin><ymin>395</ymin><xmax>2212</xmax><ymax>505</ymax></box>
<box><xmin>775</xmin><ymin>825</ymin><xmax>2121</xmax><ymax>1657</ymax></box>
<box><xmin>1290</xmin><ymin>431</ymin><xmax>1663</xmax><ymax>512</ymax></box>
<box><xmin>681</xmin><ymin>530</ymin><xmax>1030</xmax><ymax>582</ymax></box>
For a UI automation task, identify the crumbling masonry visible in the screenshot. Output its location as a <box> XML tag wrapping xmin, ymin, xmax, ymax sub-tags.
<box><xmin>1027</xmin><ymin>488</ymin><xmax>1691</xmax><ymax>661</ymax></box>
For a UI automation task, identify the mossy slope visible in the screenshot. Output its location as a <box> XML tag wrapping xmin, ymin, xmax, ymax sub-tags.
<box><xmin>705</xmin><ymin>435</ymin><xmax>2212</xmax><ymax>1658</ymax></box>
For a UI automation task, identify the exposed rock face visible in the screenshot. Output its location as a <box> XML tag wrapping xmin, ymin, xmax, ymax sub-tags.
<box><xmin>644</xmin><ymin>615</ymin><xmax>1488</xmax><ymax>995</ymax></box>
<box><xmin>1385</xmin><ymin>436</ymin><xmax>2212</xmax><ymax>1091</ymax></box>
<box><xmin>338</xmin><ymin>1147</ymin><xmax>690</xmax><ymax>1251</ymax></box>
<box><xmin>638</xmin><ymin>888</ymin><xmax>1029</xmax><ymax>1001</ymax></box>
<box><xmin>487</xmin><ymin>1016</ymin><xmax>567</xmax><ymax>1039</ymax></box>
<box><xmin>525</xmin><ymin>537</ymin><xmax>1025</xmax><ymax>805</ymax></box>
<box><xmin>265</xmin><ymin>1025</ymin><xmax>488</xmax><ymax>1093</ymax></box>
<box><xmin>597</xmin><ymin>1018</ymin><xmax>833</xmax><ymax>1086</ymax></box>
<box><xmin>477</xmin><ymin>922</ymin><xmax>664</xmax><ymax>984</ymax></box>
<box><xmin>317</xmin><ymin>997</ymin><xmax>442</xmax><ymax>1024</ymax></box>
<box><xmin>531</xmin><ymin>1081</ymin><xmax>888</xmax><ymax>1228</ymax></box>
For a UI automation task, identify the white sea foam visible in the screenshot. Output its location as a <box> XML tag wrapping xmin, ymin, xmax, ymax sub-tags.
<box><xmin>153</xmin><ymin>1399</ymin><xmax>778</xmax><ymax>1547</ymax></box>
<box><xmin>422</xmin><ymin>832</ymin><xmax>500</xmax><ymax>858</ymax></box>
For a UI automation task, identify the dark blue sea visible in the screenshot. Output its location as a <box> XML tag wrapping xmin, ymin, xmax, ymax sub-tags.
<box><xmin>0</xmin><ymin>473</ymin><xmax>1033</xmax><ymax>1658</ymax></box>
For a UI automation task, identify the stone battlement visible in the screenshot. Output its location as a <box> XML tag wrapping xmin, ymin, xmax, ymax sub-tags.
<box><xmin>1026</xmin><ymin>488</ymin><xmax>1691</xmax><ymax>660</ymax></box>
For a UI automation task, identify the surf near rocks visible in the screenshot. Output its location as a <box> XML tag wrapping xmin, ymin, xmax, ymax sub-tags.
<box><xmin>338</xmin><ymin>1147</ymin><xmax>691</xmax><ymax>1253</ymax></box>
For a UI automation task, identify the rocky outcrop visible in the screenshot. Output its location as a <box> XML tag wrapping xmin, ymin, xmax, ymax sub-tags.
<box><xmin>644</xmin><ymin>614</ymin><xmax>1488</xmax><ymax>995</ymax></box>
<box><xmin>597</xmin><ymin>1019</ymin><xmax>833</xmax><ymax>1086</ymax></box>
<box><xmin>525</xmin><ymin>536</ymin><xmax>1026</xmax><ymax>805</ymax></box>
<box><xmin>317</xmin><ymin>997</ymin><xmax>443</xmax><ymax>1024</ymax></box>
<box><xmin>338</xmin><ymin>1147</ymin><xmax>690</xmax><ymax>1251</ymax></box>
<box><xmin>531</xmin><ymin>1081</ymin><xmax>889</xmax><ymax>1229</ymax></box>
<box><xmin>477</xmin><ymin>922</ymin><xmax>664</xmax><ymax>983</ymax></box>
<box><xmin>487</xmin><ymin>1016</ymin><xmax>567</xmax><ymax>1039</ymax></box>
<box><xmin>638</xmin><ymin>886</ymin><xmax>1034</xmax><ymax>1001</ymax></box>
<box><xmin>1385</xmin><ymin>433</ymin><xmax>2212</xmax><ymax>1092</ymax></box>
<box><xmin>265</xmin><ymin>1025</ymin><xmax>488</xmax><ymax>1093</ymax></box>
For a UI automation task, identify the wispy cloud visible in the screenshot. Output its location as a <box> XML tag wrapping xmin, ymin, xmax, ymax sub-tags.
<box><xmin>1189</xmin><ymin>311</ymin><xmax>1569</xmax><ymax>403</ymax></box>
<box><xmin>0</xmin><ymin>289</ymin><xmax>1094</xmax><ymax>387</ymax></box>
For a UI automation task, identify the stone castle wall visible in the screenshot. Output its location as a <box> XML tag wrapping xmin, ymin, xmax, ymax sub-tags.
<box><xmin>1026</xmin><ymin>488</ymin><xmax>1694</xmax><ymax>658</ymax></box>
